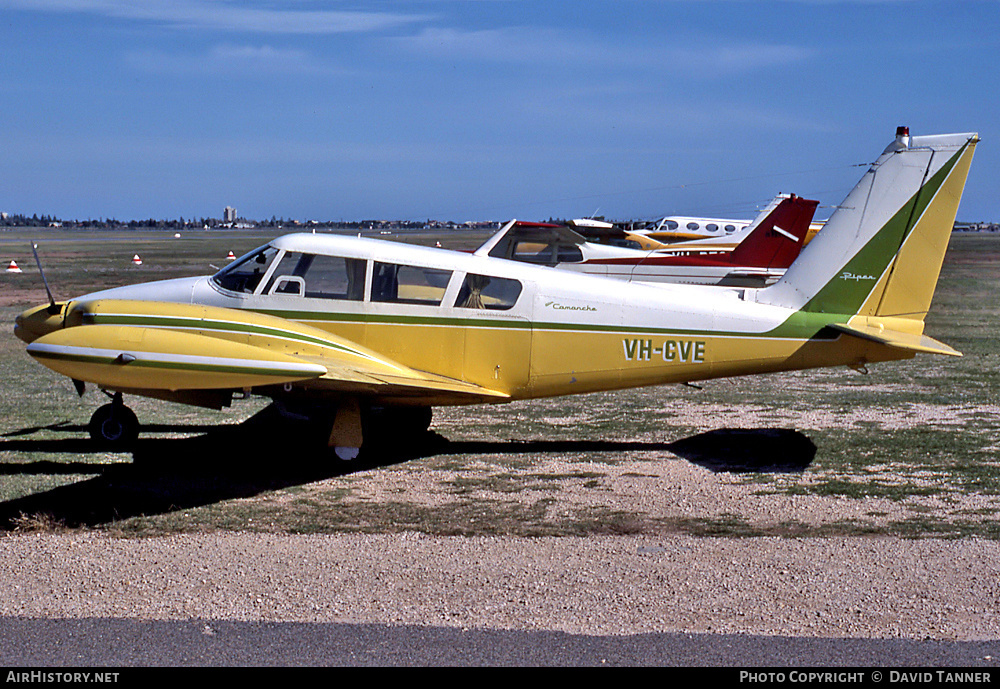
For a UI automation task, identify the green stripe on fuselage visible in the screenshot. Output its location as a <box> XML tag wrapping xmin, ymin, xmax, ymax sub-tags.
<box><xmin>259</xmin><ymin>308</ymin><xmax>843</xmax><ymax>343</ymax></box>
<box><xmin>84</xmin><ymin>313</ymin><xmax>369</xmax><ymax>360</ymax></box>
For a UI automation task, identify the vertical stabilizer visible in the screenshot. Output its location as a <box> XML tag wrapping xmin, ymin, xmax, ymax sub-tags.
<box><xmin>728</xmin><ymin>194</ymin><xmax>819</xmax><ymax>269</ymax></box>
<box><xmin>759</xmin><ymin>128</ymin><xmax>978</xmax><ymax>322</ymax></box>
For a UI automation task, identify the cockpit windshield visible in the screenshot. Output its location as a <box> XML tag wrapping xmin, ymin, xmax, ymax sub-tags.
<box><xmin>211</xmin><ymin>245</ymin><xmax>280</xmax><ymax>294</ymax></box>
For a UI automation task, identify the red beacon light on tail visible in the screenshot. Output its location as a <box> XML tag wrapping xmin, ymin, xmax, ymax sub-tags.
<box><xmin>896</xmin><ymin>125</ymin><xmax>910</xmax><ymax>148</ymax></box>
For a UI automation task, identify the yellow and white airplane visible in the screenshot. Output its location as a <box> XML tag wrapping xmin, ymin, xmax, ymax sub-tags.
<box><xmin>14</xmin><ymin>128</ymin><xmax>977</xmax><ymax>459</ymax></box>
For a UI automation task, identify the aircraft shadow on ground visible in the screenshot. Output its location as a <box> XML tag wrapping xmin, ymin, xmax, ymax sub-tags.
<box><xmin>435</xmin><ymin>429</ymin><xmax>815</xmax><ymax>473</ymax></box>
<box><xmin>666</xmin><ymin>428</ymin><xmax>816</xmax><ymax>473</ymax></box>
<box><xmin>0</xmin><ymin>405</ymin><xmax>815</xmax><ymax>530</ymax></box>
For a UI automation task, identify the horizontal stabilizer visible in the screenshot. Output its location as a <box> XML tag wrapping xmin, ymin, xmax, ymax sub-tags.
<box><xmin>828</xmin><ymin>322</ymin><xmax>961</xmax><ymax>357</ymax></box>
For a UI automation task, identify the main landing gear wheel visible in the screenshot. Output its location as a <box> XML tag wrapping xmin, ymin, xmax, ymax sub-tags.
<box><xmin>88</xmin><ymin>395</ymin><xmax>139</xmax><ymax>446</ymax></box>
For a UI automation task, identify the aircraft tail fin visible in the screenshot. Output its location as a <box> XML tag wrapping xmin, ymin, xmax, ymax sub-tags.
<box><xmin>758</xmin><ymin>128</ymin><xmax>978</xmax><ymax>325</ymax></box>
<box><xmin>728</xmin><ymin>194</ymin><xmax>819</xmax><ymax>269</ymax></box>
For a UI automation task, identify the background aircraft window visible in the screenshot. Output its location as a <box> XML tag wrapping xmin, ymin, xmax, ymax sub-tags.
<box><xmin>609</xmin><ymin>238</ymin><xmax>642</xmax><ymax>249</ymax></box>
<box><xmin>686</xmin><ymin>222</ymin><xmax>700</xmax><ymax>231</ymax></box>
<box><xmin>725</xmin><ymin>224</ymin><xmax>737</xmax><ymax>233</ymax></box>
<box><xmin>707</xmin><ymin>224</ymin><xmax>719</xmax><ymax>232</ymax></box>
<box><xmin>212</xmin><ymin>246</ymin><xmax>279</xmax><ymax>294</ymax></box>
<box><xmin>372</xmin><ymin>262</ymin><xmax>452</xmax><ymax>305</ymax></box>
<box><xmin>455</xmin><ymin>274</ymin><xmax>522</xmax><ymax>310</ymax></box>
<box><xmin>264</xmin><ymin>252</ymin><xmax>366</xmax><ymax>299</ymax></box>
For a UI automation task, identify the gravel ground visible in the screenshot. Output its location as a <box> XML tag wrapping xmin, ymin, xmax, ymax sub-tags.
<box><xmin>1</xmin><ymin>532</ymin><xmax>998</xmax><ymax>641</ymax></box>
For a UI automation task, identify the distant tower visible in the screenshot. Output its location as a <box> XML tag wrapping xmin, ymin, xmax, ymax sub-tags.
<box><xmin>224</xmin><ymin>206</ymin><xmax>237</xmax><ymax>224</ymax></box>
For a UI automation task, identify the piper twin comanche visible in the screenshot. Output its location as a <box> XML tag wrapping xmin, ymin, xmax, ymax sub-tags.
<box><xmin>14</xmin><ymin>128</ymin><xmax>977</xmax><ymax>459</ymax></box>
<box><xmin>478</xmin><ymin>193</ymin><xmax>819</xmax><ymax>287</ymax></box>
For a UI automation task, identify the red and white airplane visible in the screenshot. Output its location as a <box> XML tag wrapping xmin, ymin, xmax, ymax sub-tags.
<box><xmin>478</xmin><ymin>193</ymin><xmax>819</xmax><ymax>287</ymax></box>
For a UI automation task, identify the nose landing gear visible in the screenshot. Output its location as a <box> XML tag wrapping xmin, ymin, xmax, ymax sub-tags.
<box><xmin>88</xmin><ymin>392</ymin><xmax>139</xmax><ymax>446</ymax></box>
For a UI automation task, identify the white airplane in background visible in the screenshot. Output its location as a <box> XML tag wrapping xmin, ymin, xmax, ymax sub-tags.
<box><xmin>633</xmin><ymin>214</ymin><xmax>753</xmax><ymax>241</ymax></box>
<box><xmin>624</xmin><ymin>195</ymin><xmax>826</xmax><ymax>250</ymax></box>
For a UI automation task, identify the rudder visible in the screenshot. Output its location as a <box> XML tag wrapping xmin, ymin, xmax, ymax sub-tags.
<box><xmin>759</xmin><ymin>128</ymin><xmax>978</xmax><ymax>323</ymax></box>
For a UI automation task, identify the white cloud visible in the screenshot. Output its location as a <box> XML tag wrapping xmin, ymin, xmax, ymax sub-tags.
<box><xmin>390</xmin><ymin>25</ymin><xmax>813</xmax><ymax>75</ymax></box>
<box><xmin>391</xmin><ymin>27</ymin><xmax>603</xmax><ymax>64</ymax></box>
<box><xmin>125</xmin><ymin>44</ymin><xmax>353</xmax><ymax>77</ymax></box>
<box><xmin>0</xmin><ymin>0</ymin><xmax>431</xmax><ymax>34</ymax></box>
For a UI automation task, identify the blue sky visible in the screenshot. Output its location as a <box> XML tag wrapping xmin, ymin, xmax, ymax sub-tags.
<box><xmin>2</xmin><ymin>0</ymin><xmax>997</xmax><ymax>223</ymax></box>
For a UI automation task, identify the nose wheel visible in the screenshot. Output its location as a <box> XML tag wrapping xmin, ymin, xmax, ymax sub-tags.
<box><xmin>88</xmin><ymin>393</ymin><xmax>139</xmax><ymax>445</ymax></box>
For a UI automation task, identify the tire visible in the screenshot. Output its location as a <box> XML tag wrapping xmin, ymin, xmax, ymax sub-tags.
<box><xmin>88</xmin><ymin>403</ymin><xmax>139</xmax><ymax>445</ymax></box>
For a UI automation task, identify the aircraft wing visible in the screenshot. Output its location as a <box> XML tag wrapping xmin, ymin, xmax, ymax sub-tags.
<box><xmin>26</xmin><ymin>299</ymin><xmax>510</xmax><ymax>405</ymax></box>
<box><xmin>291</xmin><ymin>354</ymin><xmax>510</xmax><ymax>402</ymax></box>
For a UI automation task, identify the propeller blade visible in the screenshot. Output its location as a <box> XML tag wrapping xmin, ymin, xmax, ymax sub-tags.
<box><xmin>30</xmin><ymin>242</ymin><xmax>59</xmax><ymax>314</ymax></box>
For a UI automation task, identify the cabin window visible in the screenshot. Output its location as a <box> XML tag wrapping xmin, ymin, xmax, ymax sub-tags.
<box><xmin>271</xmin><ymin>276</ymin><xmax>304</xmax><ymax>296</ymax></box>
<box><xmin>212</xmin><ymin>246</ymin><xmax>280</xmax><ymax>294</ymax></box>
<box><xmin>511</xmin><ymin>240</ymin><xmax>553</xmax><ymax>264</ymax></box>
<box><xmin>556</xmin><ymin>244</ymin><xmax>583</xmax><ymax>263</ymax></box>
<box><xmin>371</xmin><ymin>262</ymin><xmax>452</xmax><ymax>305</ymax></box>
<box><xmin>664</xmin><ymin>220</ymin><xmax>679</xmax><ymax>230</ymax></box>
<box><xmin>686</xmin><ymin>222</ymin><xmax>700</xmax><ymax>231</ymax></box>
<box><xmin>510</xmin><ymin>240</ymin><xmax>582</xmax><ymax>265</ymax></box>
<box><xmin>263</xmin><ymin>252</ymin><xmax>366</xmax><ymax>300</ymax></box>
<box><xmin>706</xmin><ymin>224</ymin><xmax>719</xmax><ymax>232</ymax></box>
<box><xmin>724</xmin><ymin>224</ymin><xmax>737</xmax><ymax>233</ymax></box>
<box><xmin>455</xmin><ymin>274</ymin><xmax>522</xmax><ymax>310</ymax></box>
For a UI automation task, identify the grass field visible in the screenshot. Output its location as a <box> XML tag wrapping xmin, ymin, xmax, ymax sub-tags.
<box><xmin>0</xmin><ymin>229</ymin><xmax>998</xmax><ymax>538</ymax></box>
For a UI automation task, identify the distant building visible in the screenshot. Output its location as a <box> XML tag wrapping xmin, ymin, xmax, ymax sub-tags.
<box><xmin>224</xmin><ymin>206</ymin><xmax>237</xmax><ymax>224</ymax></box>
<box><xmin>954</xmin><ymin>221</ymin><xmax>999</xmax><ymax>233</ymax></box>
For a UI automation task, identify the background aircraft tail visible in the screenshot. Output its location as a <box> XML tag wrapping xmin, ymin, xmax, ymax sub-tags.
<box><xmin>728</xmin><ymin>194</ymin><xmax>818</xmax><ymax>269</ymax></box>
<box><xmin>759</xmin><ymin>128</ymin><xmax>978</xmax><ymax>327</ymax></box>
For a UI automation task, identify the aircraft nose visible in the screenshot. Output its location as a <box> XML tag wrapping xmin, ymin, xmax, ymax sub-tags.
<box><xmin>14</xmin><ymin>302</ymin><xmax>66</xmax><ymax>344</ymax></box>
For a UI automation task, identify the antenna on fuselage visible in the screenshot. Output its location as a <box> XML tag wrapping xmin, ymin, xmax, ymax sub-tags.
<box><xmin>30</xmin><ymin>242</ymin><xmax>59</xmax><ymax>315</ymax></box>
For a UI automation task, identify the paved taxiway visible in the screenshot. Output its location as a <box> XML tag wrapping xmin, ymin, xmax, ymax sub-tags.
<box><xmin>1</xmin><ymin>617</ymin><xmax>998</xmax><ymax>666</ymax></box>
